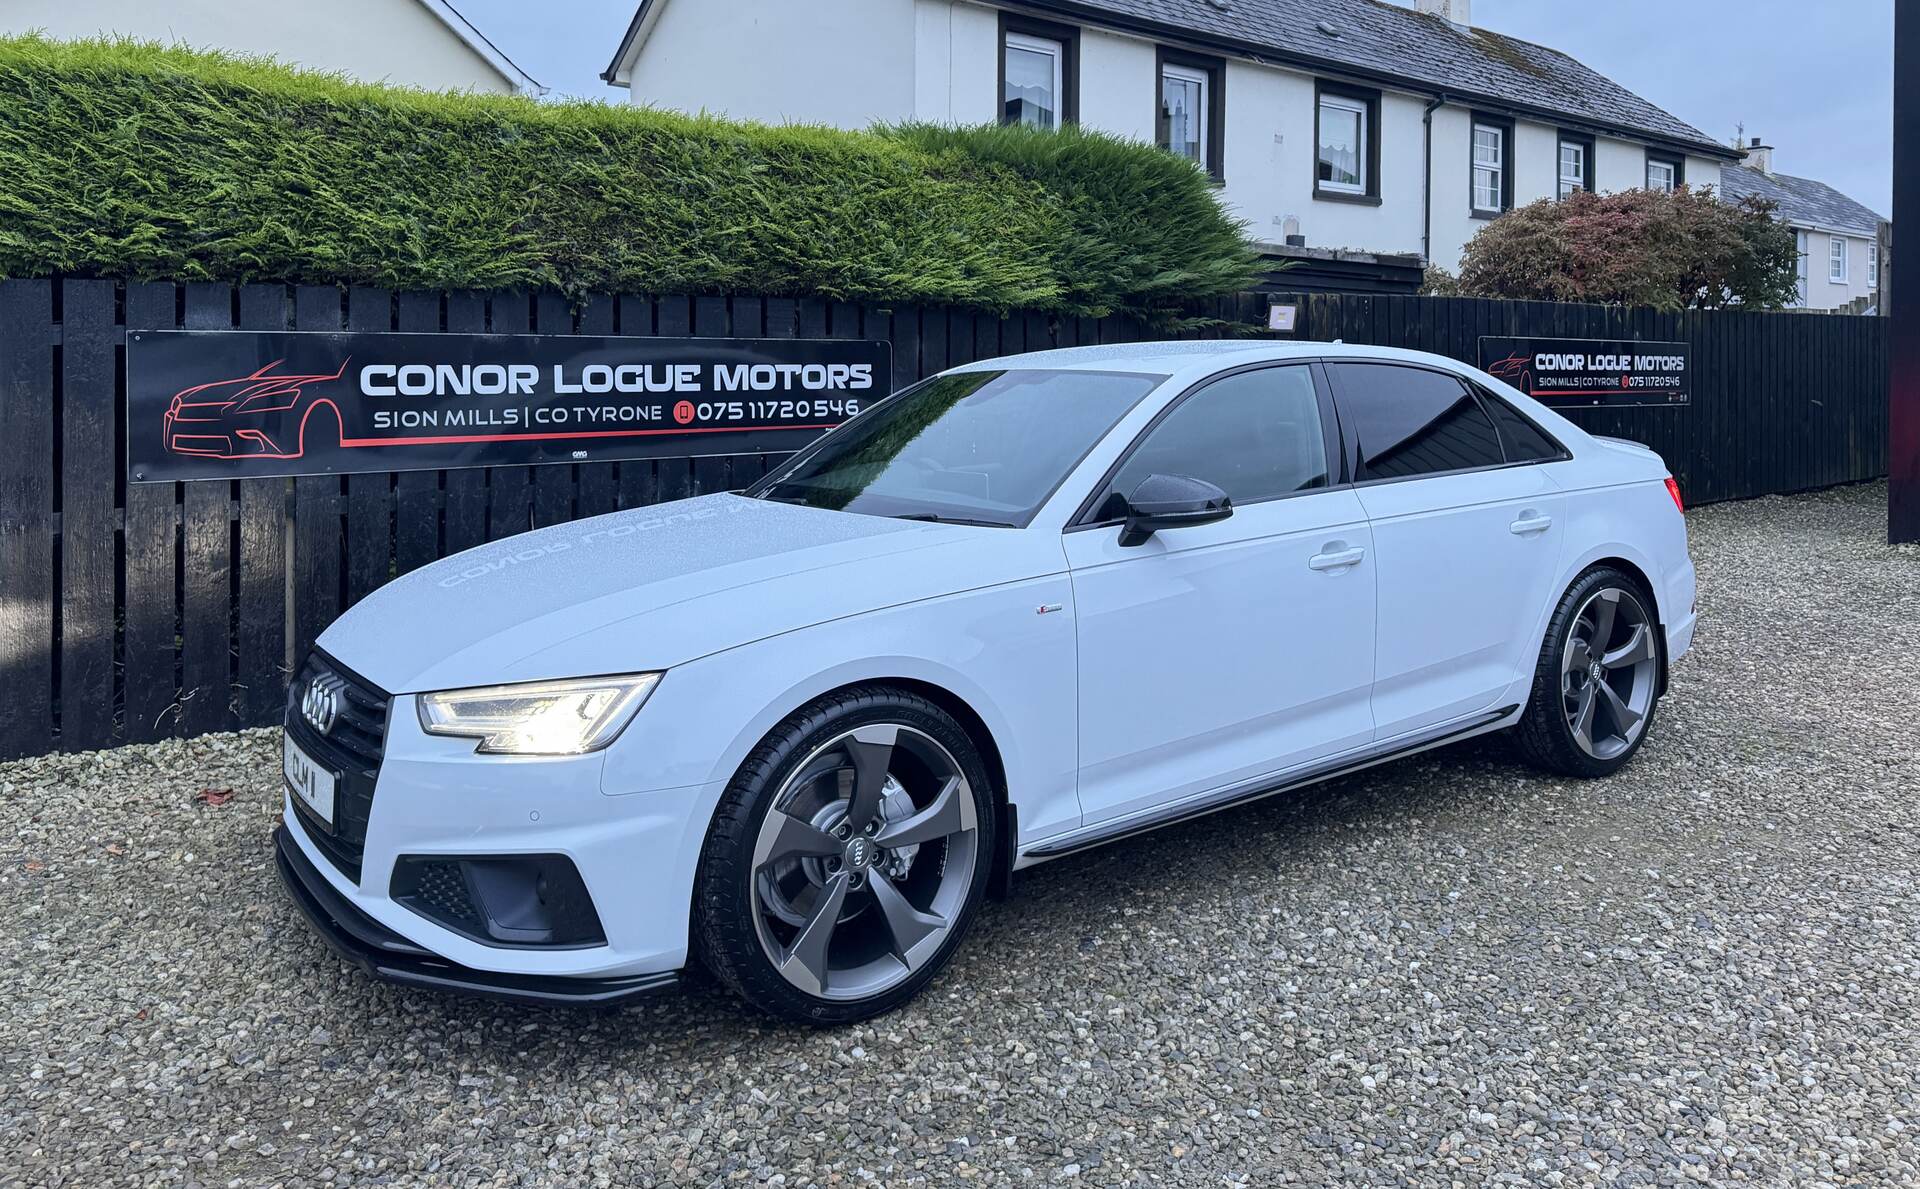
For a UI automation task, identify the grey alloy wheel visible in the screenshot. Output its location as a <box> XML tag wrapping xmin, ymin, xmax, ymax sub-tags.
<box><xmin>748</xmin><ymin>723</ymin><xmax>979</xmax><ymax>1001</ymax></box>
<box><xmin>1561</xmin><ymin>586</ymin><xmax>1660</xmax><ymax>760</ymax></box>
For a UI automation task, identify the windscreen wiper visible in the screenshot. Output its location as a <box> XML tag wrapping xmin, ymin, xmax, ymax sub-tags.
<box><xmin>893</xmin><ymin>513</ymin><xmax>1014</xmax><ymax>528</ymax></box>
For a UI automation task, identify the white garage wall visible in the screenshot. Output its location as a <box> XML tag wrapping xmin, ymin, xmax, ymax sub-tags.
<box><xmin>1594</xmin><ymin>135</ymin><xmax>1646</xmax><ymax>195</ymax></box>
<box><xmin>914</xmin><ymin>0</ymin><xmax>1000</xmax><ymax>125</ymax></box>
<box><xmin>1426</xmin><ymin>106</ymin><xmax>1478</xmax><ymax>272</ymax></box>
<box><xmin>1077</xmin><ymin>28</ymin><xmax>1156</xmax><ymax>143</ymax></box>
<box><xmin>1686</xmin><ymin>156</ymin><xmax>1723</xmax><ymax>195</ymax></box>
<box><xmin>638</xmin><ymin>0</ymin><xmax>917</xmax><ymax>126</ymax></box>
<box><xmin>2</xmin><ymin>0</ymin><xmax>516</xmax><ymax>92</ymax></box>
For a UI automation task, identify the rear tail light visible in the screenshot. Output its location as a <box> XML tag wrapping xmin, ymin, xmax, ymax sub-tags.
<box><xmin>1664</xmin><ymin>476</ymin><xmax>1684</xmax><ymax>513</ymax></box>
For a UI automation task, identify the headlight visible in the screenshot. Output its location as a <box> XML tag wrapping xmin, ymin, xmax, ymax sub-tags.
<box><xmin>417</xmin><ymin>673</ymin><xmax>661</xmax><ymax>755</ymax></box>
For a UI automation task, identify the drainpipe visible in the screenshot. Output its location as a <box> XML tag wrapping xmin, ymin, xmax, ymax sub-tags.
<box><xmin>1422</xmin><ymin>94</ymin><xmax>1448</xmax><ymax>267</ymax></box>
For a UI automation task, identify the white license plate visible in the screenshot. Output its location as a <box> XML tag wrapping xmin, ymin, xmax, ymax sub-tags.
<box><xmin>283</xmin><ymin>734</ymin><xmax>337</xmax><ymax>827</ymax></box>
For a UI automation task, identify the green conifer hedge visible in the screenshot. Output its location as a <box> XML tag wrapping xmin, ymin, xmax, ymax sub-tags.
<box><xmin>0</xmin><ymin>36</ymin><xmax>1258</xmax><ymax>320</ymax></box>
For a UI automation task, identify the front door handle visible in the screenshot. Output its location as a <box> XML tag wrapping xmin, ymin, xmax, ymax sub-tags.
<box><xmin>1308</xmin><ymin>546</ymin><xmax>1366</xmax><ymax>572</ymax></box>
<box><xmin>1509</xmin><ymin>513</ymin><xmax>1554</xmax><ymax>535</ymax></box>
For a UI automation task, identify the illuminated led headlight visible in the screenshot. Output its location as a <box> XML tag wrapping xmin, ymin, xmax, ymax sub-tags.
<box><xmin>417</xmin><ymin>673</ymin><xmax>661</xmax><ymax>756</ymax></box>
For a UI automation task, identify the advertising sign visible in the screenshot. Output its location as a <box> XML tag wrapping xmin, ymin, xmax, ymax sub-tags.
<box><xmin>1478</xmin><ymin>336</ymin><xmax>1691</xmax><ymax>408</ymax></box>
<box><xmin>128</xmin><ymin>330</ymin><xmax>891</xmax><ymax>482</ymax></box>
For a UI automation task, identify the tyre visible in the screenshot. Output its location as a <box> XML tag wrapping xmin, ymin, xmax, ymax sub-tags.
<box><xmin>693</xmin><ymin>685</ymin><xmax>996</xmax><ymax>1025</ymax></box>
<box><xmin>1515</xmin><ymin>566</ymin><xmax>1664</xmax><ymax>778</ymax></box>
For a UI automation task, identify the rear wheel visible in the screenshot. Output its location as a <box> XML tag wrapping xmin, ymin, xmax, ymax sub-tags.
<box><xmin>694</xmin><ymin>686</ymin><xmax>995</xmax><ymax>1025</ymax></box>
<box><xmin>1516</xmin><ymin>567</ymin><xmax>1663</xmax><ymax>778</ymax></box>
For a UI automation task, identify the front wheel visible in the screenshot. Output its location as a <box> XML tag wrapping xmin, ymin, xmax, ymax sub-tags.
<box><xmin>1515</xmin><ymin>567</ymin><xmax>1663</xmax><ymax>778</ymax></box>
<box><xmin>693</xmin><ymin>686</ymin><xmax>996</xmax><ymax>1025</ymax></box>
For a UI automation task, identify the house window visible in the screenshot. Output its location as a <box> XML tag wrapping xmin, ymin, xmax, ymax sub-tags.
<box><xmin>1156</xmin><ymin>50</ymin><xmax>1223</xmax><ymax>180</ymax></box>
<box><xmin>1557</xmin><ymin>134</ymin><xmax>1593</xmax><ymax>199</ymax></box>
<box><xmin>1645</xmin><ymin>153</ymin><xmax>1682</xmax><ymax>193</ymax></box>
<box><xmin>1000</xmin><ymin>16</ymin><xmax>1077</xmax><ymax>129</ymax></box>
<box><xmin>1830</xmin><ymin>235</ymin><xmax>1849</xmax><ymax>283</ymax></box>
<box><xmin>1003</xmin><ymin>34</ymin><xmax>1061</xmax><ymax>128</ymax></box>
<box><xmin>1795</xmin><ymin>229</ymin><xmax>1809</xmax><ymax>304</ymax></box>
<box><xmin>1315</xmin><ymin>85</ymin><xmax>1379</xmax><ymax>201</ymax></box>
<box><xmin>1870</xmin><ymin>243</ymin><xmax>1880</xmax><ymax>288</ymax></box>
<box><xmin>1471</xmin><ymin>117</ymin><xmax>1510</xmax><ymax>216</ymax></box>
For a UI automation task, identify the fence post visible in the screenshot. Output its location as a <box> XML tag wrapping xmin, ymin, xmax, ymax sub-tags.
<box><xmin>58</xmin><ymin>279</ymin><xmax>119</xmax><ymax>751</ymax></box>
<box><xmin>0</xmin><ymin>279</ymin><xmax>54</xmax><ymax>759</ymax></box>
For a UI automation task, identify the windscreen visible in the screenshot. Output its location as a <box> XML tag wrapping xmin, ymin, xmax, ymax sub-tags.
<box><xmin>748</xmin><ymin>369</ymin><xmax>1165</xmax><ymax>526</ymax></box>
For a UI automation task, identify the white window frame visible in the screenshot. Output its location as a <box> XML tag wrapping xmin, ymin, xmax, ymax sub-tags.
<box><xmin>1003</xmin><ymin>31</ymin><xmax>1064</xmax><ymax>130</ymax></box>
<box><xmin>1869</xmin><ymin>242</ymin><xmax>1880</xmax><ymax>288</ymax></box>
<box><xmin>1471</xmin><ymin>122</ymin><xmax>1506</xmax><ymax>214</ymax></box>
<box><xmin>1795</xmin><ymin>229</ymin><xmax>1809</xmax><ymax>305</ymax></box>
<box><xmin>1317</xmin><ymin>93</ymin><xmax>1369</xmax><ymax>195</ymax></box>
<box><xmin>1646</xmin><ymin>157</ymin><xmax>1676</xmax><ymax>193</ymax></box>
<box><xmin>1159</xmin><ymin>63</ymin><xmax>1210</xmax><ymax>167</ymax></box>
<box><xmin>1558</xmin><ymin>139</ymin><xmax>1588</xmax><ymax>200</ymax></box>
<box><xmin>1829</xmin><ymin>235</ymin><xmax>1849</xmax><ymax>284</ymax></box>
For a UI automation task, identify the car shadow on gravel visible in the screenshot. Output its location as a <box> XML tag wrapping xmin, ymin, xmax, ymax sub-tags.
<box><xmin>315</xmin><ymin>732</ymin><xmax>1551</xmax><ymax>1058</ymax></box>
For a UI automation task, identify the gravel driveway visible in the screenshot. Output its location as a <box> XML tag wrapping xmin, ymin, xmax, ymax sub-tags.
<box><xmin>5</xmin><ymin>481</ymin><xmax>1918</xmax><ymax>1188</ymax></box>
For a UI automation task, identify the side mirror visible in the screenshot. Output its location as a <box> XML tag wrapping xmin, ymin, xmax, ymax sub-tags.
<box><xmin>1118</xmin><ymin>473</ymin><xmax>1233</xmax><ymax>547</ymax></box>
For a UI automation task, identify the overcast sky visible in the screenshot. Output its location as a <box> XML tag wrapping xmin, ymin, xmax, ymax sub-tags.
<box><xmin>459</xmin><ymin>0</ymin><xmax>1895</xmax><ymax>215</ymax></box>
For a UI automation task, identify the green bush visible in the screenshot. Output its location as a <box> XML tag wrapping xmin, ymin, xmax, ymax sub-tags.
<box><xmin>0</xmin><ymin>35</ymin><xmax>1257</xmax><ymax>320</ymax></box>
<box><xmin>880</xmin><ymin>122</ymin><xmax>1260</xmax><ymax>317</ymax></box>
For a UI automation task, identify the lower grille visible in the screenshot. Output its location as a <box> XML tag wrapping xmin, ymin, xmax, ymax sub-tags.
<box><xmin>285</xmin><ymin>650</ymin><xmax>391</xmax><ymax>883</ymax></box>
<box><xmin>409</xmin><ymin>861</ymin><xmax>485</xmax><ymax>929</ymax></box>
<box><xmin>392</xmin><ymin>854</ymin><xmax>608</xmax><ymax>948</ymax></box>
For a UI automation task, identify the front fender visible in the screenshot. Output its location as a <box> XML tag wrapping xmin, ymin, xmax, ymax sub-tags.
<box><xmin>599</xmin><ymin>568</ymin><xmax>1084</xmax><ymax>837</ymax></box>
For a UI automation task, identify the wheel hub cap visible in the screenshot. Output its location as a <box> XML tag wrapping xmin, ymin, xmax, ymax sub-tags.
<box><xmin>1561</xmin><ymin>586</ymin><xmax>1659</xmax><ymax>762</ymax></box>
<box><xmin>748</xmin><ymin>723</ymin><xmax>980</xmax><ymax>1001</ymax></box>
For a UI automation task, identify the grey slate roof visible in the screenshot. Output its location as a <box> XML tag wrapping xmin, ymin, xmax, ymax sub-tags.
<box><xmin>1020</xmin><ymin>0</ymin><xmax>1733</xmax><ymax>156</ymax></box>
<box><xmin>1717</xmin><ymin>164</ymin><xmax>1886</xmax><ymax>237</ymax></box>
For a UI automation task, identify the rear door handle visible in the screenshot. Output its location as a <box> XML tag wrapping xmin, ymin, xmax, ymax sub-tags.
<box><xmin>1509</xmin><ymin>513</ymin><xmax>1554</xmax><ymax>535</ymax></box>
<box><xmin>1308</xmin><ymin>546</ymin><xmax>1366</xmax><ymax>572</ymax></box>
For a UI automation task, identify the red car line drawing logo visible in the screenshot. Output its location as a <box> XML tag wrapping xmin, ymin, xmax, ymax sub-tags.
<box><xmin>1486</xmin><ymin>351</ymin><xmax>1535</xmax><ymax>394</ymax></box>
<box><xmin>161</xmin><ymin>359</ymin><xmax>349</xmax><ymax>459</ymax></box>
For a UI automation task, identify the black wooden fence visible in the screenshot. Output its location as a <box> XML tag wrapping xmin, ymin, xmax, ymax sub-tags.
<box><xmin>0</xmin><ymin>280</ymin><xmax>1888</xmax><ymax>760</ymax></box>
<box><xmin>1284</xmin><ymin>293</ymin><xmax>1890</xmax><ymax>507</ymax></box>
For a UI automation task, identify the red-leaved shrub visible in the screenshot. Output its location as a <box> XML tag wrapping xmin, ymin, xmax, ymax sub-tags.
<box><xmin>1453</xmin><ymin>188</ymin><xmax>1799</xmax><ymax>310</ymax></box>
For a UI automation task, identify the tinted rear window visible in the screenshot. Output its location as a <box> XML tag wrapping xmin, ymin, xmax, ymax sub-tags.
<box><xmin>1479</xmin><ymin>389</ymin><xmax>1566</xmax><ymax>463</ymax></box>
<box><xmin>1327</xmin><ymin>363</ymin><xmax>1505</xmax><ymax>482</ymax></box>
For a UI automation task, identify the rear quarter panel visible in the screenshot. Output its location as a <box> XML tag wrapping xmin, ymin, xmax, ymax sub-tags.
<box><xmin>1524</xmin><ymin>447</ymin><xmax>1695</xmax><ymax>676</ymax></box>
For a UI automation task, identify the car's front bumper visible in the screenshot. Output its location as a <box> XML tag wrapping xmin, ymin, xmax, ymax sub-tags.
<box><xmin>275</xmin><ymin>646</ymin><xmax>733</xmax><ymax>1002</ymax></box>
<box><xmin>275</xmin><ymin>824</ymin><xmax>680</xmax><ymax>1007</ymax></box>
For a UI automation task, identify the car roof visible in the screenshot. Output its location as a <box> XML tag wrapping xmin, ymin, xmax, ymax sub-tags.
<box><xmin>946</xmin><ymin>340</ymin><xmax>1474</xmax><ymax>379</ymax></box>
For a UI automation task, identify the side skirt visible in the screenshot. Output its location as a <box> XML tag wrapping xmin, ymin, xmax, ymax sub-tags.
<box><xmin>1019</xmin><ymin>705</ymin><xmax>1521</xmax><ymax>863</ymax></box>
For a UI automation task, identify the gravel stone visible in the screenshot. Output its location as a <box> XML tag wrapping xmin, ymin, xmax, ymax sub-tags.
<box><xmin>3</xmin><ymin>481</ymin><xmax>1917</xmax><ymax>1187</ymax></box>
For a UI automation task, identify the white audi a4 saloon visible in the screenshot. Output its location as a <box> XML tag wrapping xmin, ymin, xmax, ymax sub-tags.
<box><xmin>276</xmin><ymin>341</ymin><xmax>1696</xmax><ymax>1024</ymax></box>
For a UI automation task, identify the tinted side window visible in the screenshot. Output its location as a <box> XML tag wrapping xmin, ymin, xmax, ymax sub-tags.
<box><xmin>1096</xmin><ymin>365</ymin><xmax>1328</xmax><ymax>518</ymax></box>
<box><xmin>1478</xmin><ymin>388</ymin><xmax>1565</xmax><ymax>463</ymax></box>
<box><xmin>1328</xmin><ymin>363</ymin><xmax>1504</xmax><ymax>482</ymax></box>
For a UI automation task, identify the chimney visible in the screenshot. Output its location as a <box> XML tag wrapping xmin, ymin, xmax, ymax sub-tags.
<box><xmin>1744</xmin><ymin>136</ymin><xmax>1774</xmax><ymax>175</ymax></box>
<box><xmin>1415</xmin><ymin>0</ymin><xmax>1472</xmax><ymax>26</ymax></box>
